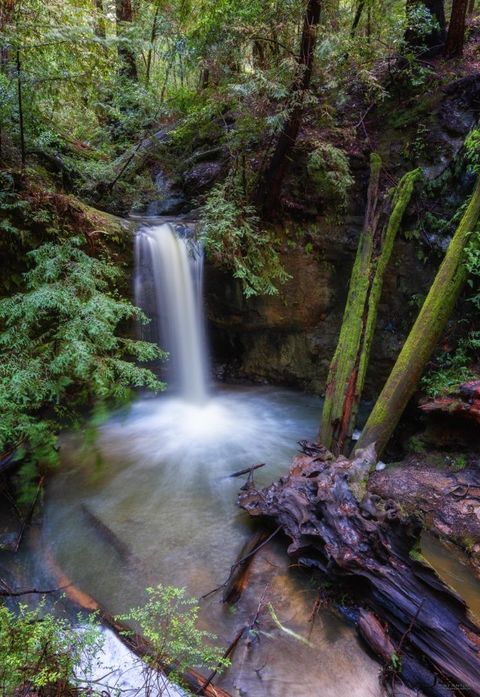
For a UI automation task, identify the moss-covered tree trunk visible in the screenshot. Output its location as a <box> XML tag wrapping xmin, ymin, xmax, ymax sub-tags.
<box><xmin>356</xmin><ymin>175</ymin><xmax>480</xmax><ymax>457</ymax></box>
<box><xmin>320</xmin><ymin>157</ymin><xmax>420</xmax><ymax>455</ymax></box>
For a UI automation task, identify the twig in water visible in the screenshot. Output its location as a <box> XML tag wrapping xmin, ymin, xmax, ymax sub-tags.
<box><xmin>200</xmin><ymin>526</ymin><xmax>281</xmax><ymax>600</ymax></box>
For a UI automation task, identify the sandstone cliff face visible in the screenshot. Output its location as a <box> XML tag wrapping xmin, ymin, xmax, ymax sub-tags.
<box><xmin>205</xmin><ymin>218</ymin><xmax>429</xmax><ymax>398</ymax></box>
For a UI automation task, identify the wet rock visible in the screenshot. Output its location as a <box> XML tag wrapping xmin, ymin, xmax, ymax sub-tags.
<box><xmin>182</xmin><ymin>160</ymin><xmax>224</xmax><ymax>195</ymax></box>
<box><xmin>206</xmin><ymin>222</ymin><xmax>427</xmax><ymax>398</ymax></box>
<box><xmin>146</xmin><ymin>194</ymin><xmax>187</xmax><ymax>216</ymax></box>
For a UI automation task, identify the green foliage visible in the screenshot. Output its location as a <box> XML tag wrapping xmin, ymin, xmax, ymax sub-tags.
<box><xmin>0</xmin><ymin>238</ymin><xmax>164</xmax><ymax>501</ymax></box>
<box><xmin>421</xmin><ymin>343</ymin><xmax>476</xmax><ymax>398</ymax></box>
<box><xmin>0</xmin><ymin>602</ymin><xmax>102</xmax><ymax>696</ymax></box>
<box><xmin>306</xmin><ymin>142</ymin><xmax>353</xmax><ymax>209</ymax></box>
<box><xmin>200</xmin><ymin>181</ymin><xmax>290</xmax><ymax>297</ymax></box>
<box><xmin>118</xmin><ymin>584</ymin><xmax>229</xmax><ymax>690</ymax></box>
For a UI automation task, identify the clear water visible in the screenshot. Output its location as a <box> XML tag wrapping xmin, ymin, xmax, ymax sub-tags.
<box><xmin>44</xmin><ymin>386</ymin><xmax>383</xmax><ymax>697</ymax></box>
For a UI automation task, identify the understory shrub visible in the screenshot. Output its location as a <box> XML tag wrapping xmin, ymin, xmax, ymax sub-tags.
<box><xmin>200</xmin><ymin>181</ymin><xmax>290</xmax><ymax>297</ymax></box>
<box><xmin>306</xmin><ymin>142</ymin><xmax>353</xmax><ymax>209</ymax></box>
<box><xmin>0</xmin><ymin>602</ymin><xmax>101</xmax><ymax>696</ymax></box>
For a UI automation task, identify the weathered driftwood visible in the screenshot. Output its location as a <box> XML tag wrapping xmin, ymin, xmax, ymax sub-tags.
<box><xmin>239</xmin><ymin>443</ymin><xmax>480</xmax><ymax>696</ymax></box>
<box><xmin>44</xmin><ymin>547</ymin><xmax>233</xmax><ymax>697</ymax></box>
<box><xmin>368</xmin><ymin>455</ymin><xmax>480</xmax><ymax>577</ymax></box>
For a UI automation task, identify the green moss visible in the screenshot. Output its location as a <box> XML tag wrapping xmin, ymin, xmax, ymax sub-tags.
<box><xmin>320</xmin><ymin>161</ymin><xmax>420</xmax><ymax>454</ymax></box>
<box><xmin>356</xmin><ymin>175</ymin><xmax>480</xmax><ymax>456</ymax></box>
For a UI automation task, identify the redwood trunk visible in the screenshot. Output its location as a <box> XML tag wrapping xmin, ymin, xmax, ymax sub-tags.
<box><xmin>445</xmin><ymin>0</ymin><xmax>469</xmax><ymax>57</ymax></box>
<box><xmin>320</xmin><ymin>157</ymin><xmax>420</xmax><ymax>456</ymax></box>
<box><xmin>116</xmin><ymin>0</ymin><xmax>138</xmax><ymax>80</ymax></box>
<box><xmin>255</xmin><ymin>0</ymin><xmax>322</xmax><ymax>216</ymax></box>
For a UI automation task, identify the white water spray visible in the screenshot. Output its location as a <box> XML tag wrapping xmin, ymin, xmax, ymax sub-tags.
<box><xmin>134</xmin><ymin>222</ymin><xmax>209</xmax><ymax>403</ymax></box>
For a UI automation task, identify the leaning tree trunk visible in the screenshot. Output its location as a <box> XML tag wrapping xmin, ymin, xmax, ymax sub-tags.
<box><xmin>445</xmin><ymin>0</ymin><xmax>469</xmax><ymax>57</ymax></box>
<box><xmin>115</xmin><ymin>0</ymin><xmax>138</xmax><ymax>80</ymax></box>
<box><xmin>320</xmin><ymin>156</ymin><xmax>420</xmax><ymax>455</ymax></box>
<box><xmin>255</xmin><ymin>0</ymin><xmax>322</xmax><ymax>217</ymax></box>
<box><xmin>355</xmin><ymin>174</ymin><xmax>480</xmax><ymax>457</ymax></box>
<box><xmin>405</xmin><ymin>0</ymin><xmax>446</xmax><ymax>55</ymax></box>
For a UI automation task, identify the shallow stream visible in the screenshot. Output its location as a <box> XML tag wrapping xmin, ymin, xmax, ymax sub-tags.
<box><xmin>43</xmin><ymin>385</ymin><xmax>383</xmax><ymax>697</ymax></box>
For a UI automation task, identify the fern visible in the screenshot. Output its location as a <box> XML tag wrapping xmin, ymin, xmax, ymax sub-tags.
<box><xmin>0</xmin><ymin>238</ymin><xmax>164</xmax><ymax>501</ymax></box>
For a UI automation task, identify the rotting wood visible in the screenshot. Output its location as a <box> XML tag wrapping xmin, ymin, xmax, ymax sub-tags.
<box><xmin>239</xmin><ymin>442</ymin><xmax>480</xmax><ymax>696</ymax></box>
<box><xmin>43</xmin><ymin>546</ymin><xmax>234</xmax><ymax>697</ymax></box>
<box><xmin>419</xmin><ymin>380</ymin><xmax>480</xmax><ymax>426</ymax></box>
<box><xmin>368</xmin><ymin>455</ymin><xmax>480</xmax><ymax>577</ymax></box>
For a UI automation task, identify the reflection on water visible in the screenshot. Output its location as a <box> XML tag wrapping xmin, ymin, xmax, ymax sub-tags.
<box><xmin>421</xmin><ymin>531</ymin><xmax>480</xmax><ymax>624</ymax></box>
<box><xmin>45</xmin><ymin>385</ymin><xmax>383</xmax><ymax>696</ymax></box>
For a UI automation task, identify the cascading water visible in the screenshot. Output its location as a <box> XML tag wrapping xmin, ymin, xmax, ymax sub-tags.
<box><xmin>134</xmin><ymin>222</ymin><xmax>209</xmax><ymax>403</ymax></box>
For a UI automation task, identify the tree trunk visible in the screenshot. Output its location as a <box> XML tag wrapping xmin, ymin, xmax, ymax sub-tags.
<box><xmin>445</xmin><ymin>0</ymin><xmax>469</xmax><ymax>57</ymax></box>
<box><xmin>320</xmin><ymin>157</ymin><xmax>420</xmax><ymax>455</ymax></box>
<box><xmin>145</xmin><ymin>2</ymin><xmax>161</xmax><ymax>85</ymax></box>
<box><xmin>468</xmin><ymin>0</ymin><xmax>475</xmax><ymax>15</ymax></box>
<box><xmin>16</xmin><ymin>49</ymin><xmax>25</xmax><ymax>168</ymax></box>
<box><xmin>405</xmin><ymin>0</ymin><xmax>446</xmax><ymax>55</ymax></box>
<box><xmin>115</xmin><ymin>0</ymin><xmax>138</xmax><ymax>80</ymax></box>
<box><xmin>239</xmin><ymin>443</ymin><xmax>480</xmax><ymax>696</ymax></box>
<box><xmin>355</xmin><ymin>175</ymin><xmax>480</xmax><ymax>458</ymax></box>
<box><xmin>255</xmin><ymin>0</ymin><xmax>322</xmax><ymax>217</ymax></box>
<box><xmin>351</xmin><ymin>0</ymin><xmax>366</xmax><ymax>36</ymax></box>
<box><xmin>93</xmin><ymin>0</ymin><xmax>106</xmax><ymax>39</ymax></box>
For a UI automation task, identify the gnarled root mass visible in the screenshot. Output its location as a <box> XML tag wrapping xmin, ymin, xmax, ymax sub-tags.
<box><xmin>239</xmin><ymin>443</ymin><xmax>480</xmax><ymax>697</ymax></box>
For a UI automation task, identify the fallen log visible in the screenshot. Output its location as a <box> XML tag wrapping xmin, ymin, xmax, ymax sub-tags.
<box><xmin>239</xmin><ymin>443</ymin><xmax>480</xmax><ymax>696</ymax></box>
<box><xmin>43</xmin><ymin>547</ymin><xmax>233</xmax><ymax>697</ymax></box>
<box><xmin>420</xmin><ymin>380</ymin><xmax>480</xmax><ymax>426</ymax></box>
<box><xmin>222</xmin><ymin>530</ymin><xmax>269</xmax><ymax>604</ymax></box>
<box><xmin>368</xmin><ymin>455</ymin><xmax>480</xmax><ymax>577</ymax></box>
<box><xmin>80</xmin><ymin>504</ymin><xmax>132</xmax><ymax>562</ymax></box>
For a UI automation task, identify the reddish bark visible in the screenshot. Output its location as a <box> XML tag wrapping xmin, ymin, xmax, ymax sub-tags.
<box><xmin>115</xmin><ymin>0</ymin><xmax>138</xmax><ymax>80</ymax></box>
<box><xmin>255</xmin><ymin>0</ymin><xmax>322</xmax><ymax>217</ymax></box>
<box><xmin>445</xmin><ymin>0</ymin><xmax>469</xmax><ymax>57</ymax></box>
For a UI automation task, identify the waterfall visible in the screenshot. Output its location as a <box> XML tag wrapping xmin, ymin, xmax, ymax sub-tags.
<box><xmin>134</xmin><ymin>222</ymin><xmax>209</xmax><ymax>403</ymax></box>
